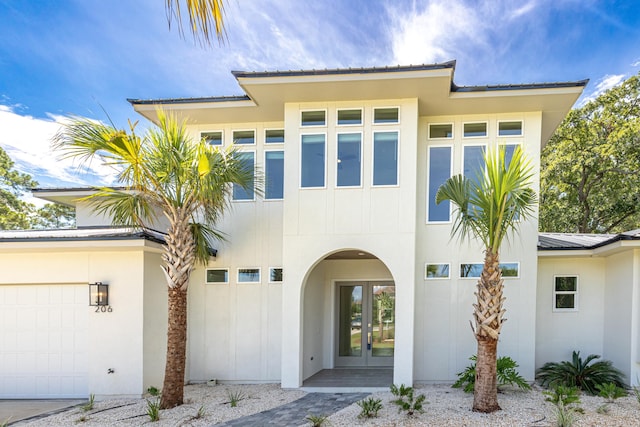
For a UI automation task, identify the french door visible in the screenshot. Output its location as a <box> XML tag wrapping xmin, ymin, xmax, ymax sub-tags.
<box><xmin>335</xmin><ymin>281</ymin><xmax>395</xmax><ymax>367</ymax></box>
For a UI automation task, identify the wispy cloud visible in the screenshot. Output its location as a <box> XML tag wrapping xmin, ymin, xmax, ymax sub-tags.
<box><xmin>579</xmin><ymin>73</ymin><xmax>626</xmax><ymax>105</ymax></box>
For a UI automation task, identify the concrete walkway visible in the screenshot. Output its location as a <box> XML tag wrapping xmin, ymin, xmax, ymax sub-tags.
<box><xmin>0</xmin><ymin>400</ymin><xmax>84</xmax><ymax>425</ymax></box>
<box><xmin>213</xmin><ymin>392</ymin><xmax>370</xmax><ymax>426</ymax></box>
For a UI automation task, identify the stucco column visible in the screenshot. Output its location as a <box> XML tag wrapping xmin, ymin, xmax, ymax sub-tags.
<box><xmin>280</xmin><ymin>271</ymin><xmax>303</xmax><ymax>388</ymax></box>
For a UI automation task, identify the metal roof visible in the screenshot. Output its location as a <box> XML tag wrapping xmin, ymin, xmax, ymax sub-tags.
<box><xmin>538</xmin><ymin>230</ymin><xmax>640</xmax><ymax>250</ymax></box>
<box><xmin>0</xmin><ymin>226</ymin><xmax>167</xmax><ymax>245</ymax></box>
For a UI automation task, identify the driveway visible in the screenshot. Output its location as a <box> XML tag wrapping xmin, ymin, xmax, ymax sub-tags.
<box><xmin>0</xmin><ymin>400</ymin><xmax>84</xmax><ymax>425</ymax></box>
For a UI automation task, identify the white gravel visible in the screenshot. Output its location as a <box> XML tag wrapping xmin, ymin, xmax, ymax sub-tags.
<box><xmin>16</xmin><ymin>383</ymin><xmax>640</xmax><ymax>426</ymax></box>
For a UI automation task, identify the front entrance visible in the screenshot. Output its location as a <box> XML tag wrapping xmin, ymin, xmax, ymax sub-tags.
<box><xmin>335</xmin><ymin>281</ymin><xmax>395</xmax><ymax>367</ymax></box>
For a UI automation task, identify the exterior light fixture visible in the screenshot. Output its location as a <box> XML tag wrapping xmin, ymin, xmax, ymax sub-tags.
<box><xmin>89</xmin><ymin>282</ymin><xmax>109</xmax><ymax>306</ymax></box>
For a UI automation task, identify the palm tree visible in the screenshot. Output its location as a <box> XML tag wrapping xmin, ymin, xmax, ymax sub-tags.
<box><xmin>436</xmin><ymin>146</ymin><xmax>536</xmax><ymax>413</ymax></box>
<box><xmin>52</xmin><ymin>111</ymin><xmax>255</xmax><ymax>408</ymax></box>
<box><xmin>165</xmin><ymin>0</ymin><xmax>226</xmax><ymax>45</ymax></box>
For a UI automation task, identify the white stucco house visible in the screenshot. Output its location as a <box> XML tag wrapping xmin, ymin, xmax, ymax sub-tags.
<box><xmin>1</xmin><ymin>61</ymin><xmax>639</xmax><ymax>399</ymax></box>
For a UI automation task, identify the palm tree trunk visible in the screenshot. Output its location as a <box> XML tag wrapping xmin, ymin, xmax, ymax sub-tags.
<box><xmin>160</xmin><ymin>287</ymin><xmax>188</xmax><ymax>409</ymax></box>
<box><xmin>473</xmin><ymin>337</ymin><xmax>500</xmax><ymax>412</ymax></box>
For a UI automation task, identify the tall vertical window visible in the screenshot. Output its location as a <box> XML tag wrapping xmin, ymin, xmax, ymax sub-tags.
<box><xmin>463</xmin><ymin>145</ymin><xmax>486</xmax><ymax>184</ymax></box>
<box><xmin>233</xmin><ymin>130</ymin><xmax>255</xmax><ymax>145</ymax></box>
<box><xmin>201</xmin><ymin>131</ymin><xmax>222</xmax><ymax>146</ymax></box>
<box><xmin>427</xmin><ymin>146</ymin><xmax>452</xmax><ymax>222</ymax></box>
<box><xmin>301</xmin><ymin>134</ymin><xmax>325</xmax><ymax>188</ymax></box>
<box><xmin>265</xmin><ymin>151</ymin><xmax>284</xmax><ymax>199</ymax></box>
<box><xmin>554</xmin><ymin>276</ymin><xmax>578</xmax><ymax>311</ymax></box>
<box><xmin>233</xmin><ymin>151</ymin><xmax>255</xmax><ymax>200</ymax></box>
<box><xmin>373</xmin><ymin>131</ymin><xmax>398</xmax><ymax>186</ymax></box>
<box><xmin>501</xmin><ymin>143</ymin><xmax>520</xmax><ymax>169</ymax></box>
<box><xmin>337</xmin><ymin>133</ymin><xmax>362</xmax><ymax>187</ymax></box>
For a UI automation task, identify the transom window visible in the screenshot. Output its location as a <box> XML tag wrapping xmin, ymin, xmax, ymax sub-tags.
<box><xmin>425</xmin><ymin>264</ymin><xmax>450</xmax><ymax>279</ymax></box>
<box><xmin>233</xmin><ymin>130</ymin><xmax>255</xmax><ymax>145</ymax></box>
<box><xmin>232</xmin><ymin>151</ymin><xmax>255</xmax><ymax>200</ymax></box>
<box><xmin>337</xmin><ymin>109</ymin><xmax>362</xmax><ymax>125</ymax></box>
<box><xmin>463</xmin><ymin>122</ymin><xmax>487</xmax><ymax>138</ymax></box>
<box><xmin>427</xmin><ymin>146</ymin><xmax>452</xmax><ymax>222</ymax></box>
<box><xmin>373</xmin><ymin>107</ymin><xmax>399</xmax><ymax>124</ymax></box>
<box><xmin>498</xmin><ymin>121</ymin><xmax>523</xmax><ymax>136</ymax></box>
<box><xmin>460</xmin><ymin>263</ymin><xmax>519</xmax><ymax>278</ymax></box>
<box><xmin>373</xmin><ymin>131</ymin><xmax>398</xmax><ymax>186</ymax></box>
<box><xmin>337</xmin><ymin>133</ymin><xmax>362</xmax><ymax>187</ymax></box>
<box><xmin>269</xmin><ymin>268</ymin><xmax>283</xmax><ymax>283</ymax></box>
<box><xmin>206</xmin><ymin>269</ymin><xmax>228</xmax><ymax>284</ymax></box>
<box><xmin>301</xmin><ymin>110</ymin><xmax>326</xmax><ymax>127</ymax></box>
<box><xmin>301</xmin><ymin>134</ymin><xmax>326</xmax><ymax>188</ymax></box>
<box><xmin>265</xmin><ymin>129</ymin><xmax>285</xmax><ymax>144</ymax></box>
<box><xmin>429</xmin><ymin>123</ymin><xmax>453</xmax><ymax>139</ymax></box>
<box><xmin>265</xmin><ymin>151</ymin><xmax>284</xmax><ymax>199</ymax></box>
<box><xmin>554</xmin><ymin>276</ymin><xmax>578</xmax><ymax>311</ymax></box>
<box><xmin>238</xmin><ymin>268</ymin><xmax>260</xmax><ymax>283</ymax></box>
<box><xmin>201</xmin><ymin>131</ymin><xmax>223</xmax><ymax>146</ymax></box>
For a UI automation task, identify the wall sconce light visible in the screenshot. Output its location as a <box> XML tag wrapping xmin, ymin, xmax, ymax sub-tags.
<box><xmin>89</xmin><ymin>282</ymin><xmax>109</xmax><ymax>306</ymax></box>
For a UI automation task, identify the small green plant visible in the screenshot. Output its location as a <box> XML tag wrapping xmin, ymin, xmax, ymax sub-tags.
<box><xmin>147</xmin><ymin>386</ymin><xmax>161</xmax><ymax>396</ymax></box>
<box><xmin>305</xmin><ymin>413</ymin><xmax>328</xmax><ymax>426</ymax></box>
<box><xmin>390</xmin><ymin>384</ymin><xmax>426</xmax><ymax>416</ymax></box>
<box><xmin>1</xmin><ymin>417</ymin><xmax>11</xmax><ymax>427</ymax></box>
<box><xmin>632</xmin><ymin>384</ymin><xmax>640</xmax><ymax>405</ymax></box>
<box><xmin>195</xmin><ymin>405</ymin><xmax>206</xmax><ymax>419</ymax></box>
<box><xmin>596</xmin><ymin>403</ymin><xmax>610</xmax><ymax>414</ymax></box>
<box><xmin>543</xmin><ymin>385</ymin><xmax>581</xmax><ymax>407</ymax></box>
<box><xmin>226</xmin><ymin>389</ymin><xmax>246</xmax><ymax>407</ymax></box>
<box><xmin>146</xmin><ymin>398</ymin><xmax>161</xmax><ymax>422</ymax></box>
<box><xmin>553</xmin><ymin>401</ymin><xmax>578</xmax><ymax>427</ymax></box>
<box><xmin>453</xmin><ymin>355</ymin><xmax>531</xmax><ymax>392</ymax></box>
<box><xmin>356</xmin><ymin>397</ymin><xmax>382</xmax><ymax>418</ymax></box>
<box><xmin>537</xmin><ymin>351</ymin><xmax>626</xmax><ymax>395</ymax></box>
<box><xmin>596</xmin><ymin>382</ymin><xmax>627</xmax><ymax>403</ymax></box>
<box><xmin>81</xmin><ymin>393</ymin><xmax>95</xmax><ymax>412</ymax></box>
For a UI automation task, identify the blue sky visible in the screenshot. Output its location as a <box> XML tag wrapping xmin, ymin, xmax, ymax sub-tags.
<box><xmin>1</xmin><ymin>0</ymin><xmax>639</xmax><ymax>189</ymax></box>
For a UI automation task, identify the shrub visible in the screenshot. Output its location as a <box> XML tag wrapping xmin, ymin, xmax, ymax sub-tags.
<box><xmin>596</xmin><ymin>382</ymin><xmax>627</xmax><ymax>403</ymax></box>
<box><xmin>452</xmin><ymin>355</ymin><xmax>531</xmax><ymax>393</ymax></box>
<box><xmin>543</xmin><ymin>385</ymin><xmax>581</xmax><ymax>407</ymax></box>
<box><xmin>147</xmin><ymin>386</ymin><xmax>161</xmax><ymax>397</ymax></box>
<box><xmin>553</xmin><ymin>402</ymin><xmax>578</xmax><ymax>427</ymax></box>
<box><xmin>356</xmin><ymin>397</ymin><xmax>382</xmax><ymax>418</ymax></box>
<box><xmin>537</xmin><ymin>351</ymin><xmax>626</xmax><ymax>395</ymax></box>
<box><xmin>305</xmin><ymin>414</ymin><xmax>328</xmax><ymax>426</ymax></box>
<box><xmin>146</xmin><ymin>398</ymin><xmax>160</xmax><ymax>422</ymax></box>
<box><xmin>226</xmin><ymin>390</ymin><xmax>246</xmax><ymax>407</ymax></box>
<box><xmin>390</xmin><ymin>384</ymin><xmax>426</xmax><ymax>416</ymax></box>
<box><xmin>81</xmin><ymin>394</ymin><xmax>95</xmax><ymax>412</ymax></box>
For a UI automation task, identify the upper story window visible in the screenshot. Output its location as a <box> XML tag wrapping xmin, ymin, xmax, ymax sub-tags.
<box><xmin>460</xmin><ymin>263</ymin><xmax>519</xmax><ymax>278</ymax></box>
<box><xmin>232</xmin><ymin>151</ymin><xmax>255</xmax><ymax>200</ymax></box>
<box><xmin>500</xmin><ymin>143</ymin><xmax>520</xmax><ymax>169</ymax></box>
<box><xmin>206</xmin><ymin>268</ymin><xmax>228</xmax><ymax>284</ymax></box>
<box><xmin>463</xmin><ymin>145</ymin><xmax>486</xmax><ymax>183</ymax></box>
<box><xmin>425</xmin><ymin>263</ymin><xmax>450</xmax><ymax>279</ymax></box>
<box><xmin>265</xmin><ymin>150</ymin><xmax>284</xmax><ymax>200</ymax></box>
<box><xmin>337</xmin><ymin>109</ymin><xmax>362</xmax><ymax>126</ymax></box>
<box><xmin>269</xmin><ymin>267</ymin><xmax>283</xmax><ymax>283</ymax></box>
<box><xmin>233</xmin><ymin>130</ymin><xmax>255</xmax><ymax>145</ymax></box>
<box><xmin>429</xmin><ymin>123</ymin><xmax>453</xmax><ymax>139</ymax></box>
<box><xmin>427</xmin><ymin>146</ymin><xmax>452</xmax><ymax>222</ymax></box>
<box><xmin>337</xmin><ymin>133</ymin><xmax>362</xmax><ymax>187</ymax></box>
<box><xmin>301</xmin><ymin>110</ymin><xmax>326</xmax><ymax>127</ymax></box>
<box><xmin>373</xmin><ymin>107</ymin><xmax>399</xmax><ymax>124</ymax></box>
<box><xmin>265</xmin><ymin>129</ymin><xmax>285</xmax><ymax>144</ymax></box>
<box><xmin>463</xmin><ymin>122</ymin><xmax>487</xmax><ymax>138</ymax></box>
<box><xmin>498</xmin><ymin>121</ymin><xmax>523</xmax><ymax>137</ymax></box>
<box><xmin>300</xmin><ymin>134</ymin><xmax>326</xmax><ymax>188</ymax></box>
<box><xmin>201</xmin><ymin>131</ymin><xmax>223</xmax><ymax>146</ymax></box>
<box><xmin>238</xmin><ymin>268</ymin><xmax>260</xmax><ymax>283</ymax></box>
<box><xmin>554</xmin><ymin>276</ymin><xmax>578</xmax><ymax>311</ymax></box>
<box><xmin>373</xmin><ymin>131</ymin><xmax>398</xmax><ymax>186</ymax></box>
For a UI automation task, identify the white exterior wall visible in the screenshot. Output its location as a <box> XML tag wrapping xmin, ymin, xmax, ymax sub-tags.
<box><xmin>143</xmin><ymin>252</ymin><xmax>167</xmax><ymax>391</ymax></box>
<box><xmin>415</xmin><ymin>112</ymin><xmax>542</xmax><ymax>382</ymax></box>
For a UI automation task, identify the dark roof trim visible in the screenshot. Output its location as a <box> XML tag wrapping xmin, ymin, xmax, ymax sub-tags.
<box><xmin>453</xmin><ymin>79</ymin><xmax>589</xmax><ymax>93</ymax></box>
<box><xmin>127</xmin><ymin>95</ymin><xmax>251</xmax><ymax>106</ymax></box>
<box><xmin>538</xmin><ymin>230</ymin><xmax>640</xmax><ymax>251</ymax></box>
<box><xmin>32</xmin><ymin>186</ymin><xmax>126</xmax><ymax>193</ymax></box>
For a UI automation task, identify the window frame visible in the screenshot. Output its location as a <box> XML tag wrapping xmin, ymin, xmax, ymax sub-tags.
<box><xmin>497</xmin><ymin>120</ymin><xmax>523</xmax><ymax>137</ymax></box>
<box><xmin>300</xmin><ymin>109</ymin><xmax>327</xmax><ymax>127</ymax></box>
<box><xmin>264</xmin><ymin>128</ymin><xmax>285</xmax><ymax>144</ymax></box>
<box><xmin>425</xmin><ymin>263</ymin><xmax>451</xmax><ymax>280</ymax></box>
<box><xmin>205</xmin><ymin>268</ymin><xmax>229</xmax><ymax>284</ymax></box>
<box><xmin>371</xmin><ymin>130</ymin><xmax>400</xmax><ymax>187</ymax></box>
<box><xmin>268</xmin><ymin>267</ymin><xmax>283</xmax><ymax>283</ymax></box>
<box><xmin>553</xmin><ymin>275</ymin><xmax>579</xmax><ymax>312</ymax></box>
<box><xmin>299</xmin><ymin>132</ymin><xmax>327</xmax><ymax>189</ymax></box>
<box><xmin>426</xmin><ymin>144</ymin><xmax>453</xmax><ymax>224</ymax></box>
<box><xmin>237</xmin><ymin>268</ymin><xmax>261</xmax><ymax>283</ymax></box>
<box><xmin>232</xmin><ymin>150</ymin><xmax>256</xmax><ymax>201</ymax></box>
<box><xmin>336</xmin><ymin>131</ymin><xmax>363</xmax><ymax>188</ymax></box>
<box><xmin>200</xmin><ymin>130</ymin><xmax>224</xmax><ymax>146</ymax></box>
<box><xmin>428</xmin><ymin>122</ymin><xmax>454</xmax><ymax>139</ymax></box>
<box><xmin>232</xmin><ymin>129</ymin><xmax>256</xmax><ymax>145</ymax></box>
<box><xmin>264</xmin><ymin>149</ymin><xmax>284</xmax><ymax>200</ymax></box>
<box><xmin>336</xmin><ymin>108</ymin><xmax>363</xmax><ymax>126</ymax></box>
<box><xmin>373</xmin><ymin>106</ymin><xmax>400</xmax><ymax>125</ymax></box>
<box><xmin>462</xmin><ymin>122</ymin><xmax>488</xmax><ymax>139</ymax></box>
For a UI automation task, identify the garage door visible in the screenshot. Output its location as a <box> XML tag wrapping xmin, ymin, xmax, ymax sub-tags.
<box><xmin>0</xmin><ymin>284</ymin><xmax>88</xmax><ymax>398</ymax></box>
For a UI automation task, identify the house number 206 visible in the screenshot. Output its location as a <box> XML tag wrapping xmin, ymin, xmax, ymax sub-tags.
<box><xmin>95</xmin><ymin>306</ymin><xmax>113</xmax><ymax>313</ymax></box>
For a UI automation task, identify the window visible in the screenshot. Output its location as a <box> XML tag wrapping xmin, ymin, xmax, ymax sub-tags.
<box><xmin>337</xmin><ymin>133</ymin><xmax>362</xmax><ymax>187</ymax></box>
<box><xmin>233</xmin><ymin>130</ymin><xmax>255</xmax><ymax>145</ymax></box>
<box><xmin>301</xmin><ymin>110</ymin><xmax>326</xmax><ymax>127</ymax></box>
<box><xmin>373</xmin><ymin>131</ymin><xmax>398</xmax><ymax>186</ymax></box>
<box><xmin>337</xmin><ymin>109</ymin><xmax>362</xmax><ymax>125</ymax></box>
<box><xmin>463</xmin><ymin>145</ymin><xmax>486</xmax><ymax>183</ymax></box>
<box><xmin>232</xmin><ymin>151</ymin><xmax>255</xmax><ymax>200</ymax></box>
<box><xmin>238</xmin><ymin>268</ymin><xmax>260</xmax><ymax>283</ymax></box>
<box><xmin>373</xmin><ymin>107</ymin><xmax>399</xmax><ymax>124</ymax></box>
<box><xmin>498</xmin><ymin>121</ymin><xmax>523</xmax><ymax>136</ymax></box>
<box><xmin>463</xmin><ymin>122</ymin><xmax>487</xmax><ymax>138</ymax></box>
<box><xmin>301</xmin><ymin>134</ymin><xmax>325</xmax><ymax>188</ymax></box>
<box><xmin>500</xmin><ymin>143</ymin><xmax>520</xmax><ymax>169</ymax></box>
<box><xmin>269</xmin><ymin>268</ymin><xmax>283</xmax><ymax>283</ymax></box>
<box><xmin>425</xmin><ymin>264</ymin><xmax>450</xmax><ymax>279</ymax></box>
<box><xmin>554</xmin><ymin>276</ymin><xmax>578</xmax><ymax>311</ymax></box>
<box><xmin>206</xmin><ymin>269</ymin><xmax>228</xmax><ymax>284</ymax></box>
<box><xmin>265</xmin><ymin>129</ymin><xmax>285</xmax><ymax>144</ymax></box>
<box><xmin>427</xmin><ymin>146</ymin><xmax>452</xmax><ymax>222</ymax></box>
<box><xmin>265</xmin><ymin>151</ymin><xmax>284</xmax><ymax>199</ymax></box>
<box><xmin>429</xmin><ymin>123</ymin><xmax>453</xmax><ymax>139</ymax></box>
<box><xmin>201</xmin><ymin>131</ymin><xmax>223</xmax><ymax>146</ymax></box>
<box><xmin>460</xmin><ymin>263</ymin><xmax>519</xmax><ymax>278</ymax></box>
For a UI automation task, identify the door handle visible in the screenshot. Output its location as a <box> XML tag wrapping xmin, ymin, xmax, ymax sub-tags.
<box><xmin>367</xmin><ymin>332</ymin><xmax>372</xmax><ymax>350</ymax></box>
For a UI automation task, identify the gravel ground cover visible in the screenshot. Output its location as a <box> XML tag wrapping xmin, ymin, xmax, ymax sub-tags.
<box><xmin>15</xmin><ymin>383</ymin><xmax>640</xmax><ymax>426</ymax></box>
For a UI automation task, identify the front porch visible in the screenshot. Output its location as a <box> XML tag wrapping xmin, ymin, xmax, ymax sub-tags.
<box><xmin>301</xmin><ymin>368</ymin><xmax>393</xmax><ymax>392</ymax></box>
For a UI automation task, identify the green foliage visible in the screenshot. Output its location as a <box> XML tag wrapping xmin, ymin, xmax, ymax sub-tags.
<box><xmin>596</xmin><ymin>382</ymin><xmax>627</xmax><ymax>402</ymax></box>
<box><xmin>1</xmin><ymin>417</ymin><xmax>11</xmax><ymax>427</ymax></box>
<box><xmin>226</xmin><ymin>390</ymin><xmax>246</xmax><ymax>407</ymax></box>
<box><xmin>632</xmin><ymin>384</ymin><xmax>640</xmax><ymax>405</ymax></box>
<box><xmin>147</xmin><ymin>386</ymin><xmax>161</xmax><ymax>397</ymax></box>
<box><xmin>540</xmin><ymin>72</ymin><xmax>640</xmax><ymax>233</ymax></box>
<box><xmin>146</xmin><ymin>398</ymin><xmax>161</xmax><ymax>422</ymax></box>
<box><xmin>32</xmin><ymin>203</ymin><xmax>75</xmax><ymax>229</ymax></box>
<box><xmin>390</xmin><ymin>384</ymin><xmax>426</xmax><ymax>416</ymax></box>
<box><xmin>305</xmin><ymin>414</ymin><xmax>328</xmax><ymax>426</ymax></box>
<box><xmin>356</xmin><ymin>397</ymin><xmax>383</xmax><ymax>418</ymax></box>
<box><xmin>537</xmin><ymin>351</ymin><xmax>627</xmax><ymax>395</ymax></box>
<box><xmin>0</xmin><ymin>145</ymin><xmax>37</xmax><ymax>230</ymax></box>
<box><xmin>195</xmin><ymin>405</ymin><xmax>206</xmax><ymax>419</ymax></box>
<box><xmin>553</xmin><ymin>402</ymin><xmax>578</xmax><ymax>427</ymax></box>
<box><xmin>543</xmin><ymin>385</ymin><xmax>581</xmax><ymax>407</ymax></box>
<box><xmin>81</xmin><ymin>394</ymin><xmax>95</xmax><ymax>412</ymax></box>
<box><xmin>452</xmin><ymin>355</ymin><xmax>531</xmax><ymax>393</ymax></box>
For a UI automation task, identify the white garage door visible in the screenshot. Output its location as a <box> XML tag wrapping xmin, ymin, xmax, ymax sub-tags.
<box><xmin>0</xmin><ymin>284</ymin><xmax>88</xmax><ymax>398</ymax></box>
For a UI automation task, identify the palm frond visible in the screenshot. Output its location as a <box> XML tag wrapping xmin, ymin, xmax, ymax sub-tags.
<box><xmin>165</xmin><ymin>0</ymin><xmax>226</xmax><ymax>46</ymax></box>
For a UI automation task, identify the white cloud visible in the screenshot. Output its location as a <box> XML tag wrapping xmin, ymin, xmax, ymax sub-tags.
<box><xmin>578</xmin><ymin>74</ymin><xmax>626</xmax><ymax>105</ymax></box>
<box><xmin>509</xmin><ymin>1</ymin><xmax>538</xmax><ymax>19</ymax></box>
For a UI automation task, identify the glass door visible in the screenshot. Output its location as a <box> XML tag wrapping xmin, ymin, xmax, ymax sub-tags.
<box><xmin>335</xmin><ymin>281</ymin><xmax>395</xmax><ymax>367</ymax></box>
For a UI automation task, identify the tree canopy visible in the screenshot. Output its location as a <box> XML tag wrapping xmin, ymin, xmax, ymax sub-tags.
<box><xmin>540</xmin><ymin>73</ymin><xmax>640</xmax><ymax>233</ymax></box>
<box><xmin>0</xmin><ymin>146</ymin><xmax>38</xmax><ymax>229</ymax></box>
